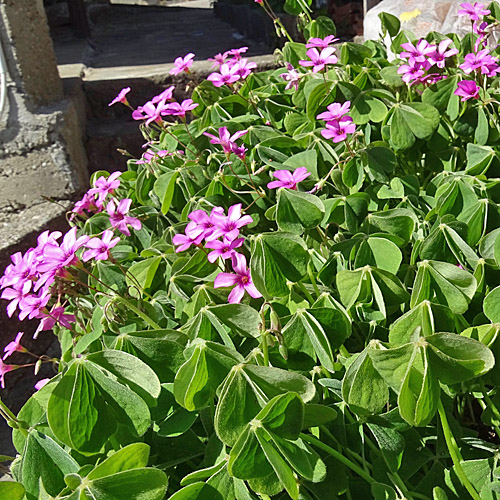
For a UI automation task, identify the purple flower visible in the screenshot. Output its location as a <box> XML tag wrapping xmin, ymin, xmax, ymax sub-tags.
<box><xmin>205</xmin><ymin>236</ymin><xmax>244</xmax><ymax>263</ymax></box>
<box><xmin>454</xmin><ymin>80</ymin><xmax>480</xmax><ymax>101</ymax></box>
<box><xmin>136</xmin><ymin>149</ymin><xmax>171</xmax><ymax>164</ymax></box>
<box><xmin>208</xmin><ymin>52</ymin><xmax>227</xmax><ymax>69</ymax></box>
<box><xmin>186</xmin><ymin>207</ymin><xmax>224</xmax><ymax>241</ymax></box>
<box><xmin>170</xmin><ymin>53</ymin><xmax>195</xmax><ymax>75</ymax></box>
<box><xmin>305</xmin><ymin>35</ymin><xmax>339</xmax><ymax>49</ymax></box>
<box><xmin>321</xmin><ymin>117</ymin><xmax>356</xmax><ymax>143</ymax></box>
<box><xmin>207</xmin><ymin>64</ymin><xmax>240</xmax><ymax>87</ymax></box>
<box><xmin>18</xmin><ymin>290</ymin><xmax>51</xmax><ymax>321</ymax></box>
<box><xmin>106</xmin><ymin>199</ymin><xmax>142</xmax><ymax>237</ymax></box>
<box><xmin>207</xmin><ymin>203</ymin><xmax>253</xmax><ymax>242</ymax></box>
<box><xmin>230</xmin><ymin>143</ymin><xmax>248</xmax><ymax>160</ymax></box>
<box><xmin>427</xmin><ymin>39</ymin><xmax>459</xmax><ymax>68</ymax></box>
<box><xmin>299</xmin><ymin>47</ymin><xmax>338</xmax><ymax>73</ymax></box>
<box><xmin>267</xmin><ymin>167</ymin><xmax>311</xmax><ymax>190</ymax></box>
<box><xmin>0</xmin><ymin>359</ymin><xmax>15</xmax><ymax>389</ymax></box>
<box><xmin>458</xmin><ymin>2</ymin><xmax>490</xmax><ymax>21</ymax></box>
<box><xmin>232</xmin><ymin>59</ymin><xmax>257</xmax><ymax>80</ymax></box>
<box><xmin>35</xmin><ymin>305</ymin><xmax>75</xmax><ymax>337</ymax></box>
<box><xmin>1</xmin><ymin>281</ymin><xmax>31</xmax><ymax>318</ymax></box>
<box><xmin>224</xmin><ymin>47</ymin><xmax>248</xmax><ymax>60</ymax></box>
<box><xmin>71</xmin><ymin>192</ymin><xmax>100</xmax><ymax>219</ymax></box>
<box><xmin>152</xmin><ymin>86</ymin><xmax>175</xmax><ymax>104</ymax></box>
<box><xmin>109</xmin><ymin>87</ymin><xmax>131</xmax><ymax>107</ymax></box>
<box><xmin>203</xmin><ymin>127</ymin><xmax>248</xmax><ymax>155</ymax></box>
<box><xmin>172</xmin><ymin>221</ymin><xmax>204</xmax><ymax>252</ymax></box>
<box><xmin>397</xmin><ymin>61</ymin><xmax>426</xmax><ymax>83</ymax></box>
<box><xmin>460</xmin><ymin>49</ymin><xmax>500</xmax><ymax>76</ymax></box>
<box><xmin>0</xmin><ymin>250</ymin><xmax>38</xmax><ymax>290</ymax></box>
<box><xmin>214</xmin><ymin>253</ymin><xmax>262</xmax><ymax>304</ymax></box>
<box><xmin>88</xmin><ymin>172</ymin><xmax>121</xmax><ymax>208</ymax></box>
<box><xmin>82</xmin><ymin>230</ymin><xmax>121</xmax><ymax>262</ymax></box>
<box><xmin>280</xmin><ymin>63</ymin><xmax>301</xmax><ymax>91</ymax></box>
<box><xmin>132</xmin><ymin>100</ymin><xmax>169</xmax><ymax>125</ymax></box>
<box><xmin>161</xmin><ymin>99</ymin><xmax>199</xmax><ymax>119</ymax></box>
<box><xmin>400</xmin><ymin>39</ymin><xmax>435</xmax><ymax>64</ymax></box>
<box><xmin>3</xmin><ymin>332</ymin><xmax>26</xmax><ymax>360</ymax></box>
<box><xmin>317</xmin><ymin>101</ymin><xmax>351</xmax><ymax>122</ymax></box>
<box><xmin>35</xmin><ymin>378</ymin><xmax>50</xmax><ymax>391</ymax></box>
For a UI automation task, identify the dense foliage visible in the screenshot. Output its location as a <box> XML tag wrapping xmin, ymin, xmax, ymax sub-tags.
<box><xmin>4</xmin><ymin>2</ymin><xmax>500</xmax><ymax>499</ymax></box>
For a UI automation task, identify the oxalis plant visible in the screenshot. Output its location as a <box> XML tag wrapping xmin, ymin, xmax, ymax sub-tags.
<box><xmin>4</xmin><ymin>2</ymin><xmax>500</xmax><ymax>500</ymax></box>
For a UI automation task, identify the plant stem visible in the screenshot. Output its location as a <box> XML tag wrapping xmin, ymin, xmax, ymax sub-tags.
<box><xmin>261</xmin><ymin>332</ymin><xmax>269</xmax><ymax>367</ymax></box>
<box><xmin>437</xmin><ymin>400</ymin><xmax>481</xmax><ymax>500</ymax></box>
<box><xmin>114</xmin><ymin>296</ymin><xmax>162</xmax><ymax>330</ymax></box>
<box><xmin>307</xmin><ymin>264</ymin><xmax>321</xmax><ymax>299</ymax></box>
<box><xmin>300</xmin><ymin>432</ymin><xmax>375</xmax><ymax>484</ymax></box>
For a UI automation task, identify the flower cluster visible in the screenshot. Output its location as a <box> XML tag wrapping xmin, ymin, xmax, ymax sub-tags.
<box><xmin>460</xmin><ymin>48</ymin><xmax>500</xmax><ymax>77</ymax></box>
<box><xmin>203</xmin><ymin>126</ymin><xmax>248</xmax><ymax>160</ymax></box>
<box><xmin>299</xmin><ymin>36</ymin><xmax>339</xmax><ymax>73</ymax></box>
<box><xmin>317</xmin><ymin>101</ymin><xmax>356</xmax><ymax>143</ymax></box>
<box><xmin>207</xmin><ymin>47</ymin><xmax>257</xmax><ymax>87</ymax></box>
<box><xmin>398</xmin><ymin>38</ymin><xmax>459</xmax><ymax>85</ymax></box>
<box><xmin>173</xmin><ymin>203</ymin><xmax>261</xmax><ymax>303</ymax></box>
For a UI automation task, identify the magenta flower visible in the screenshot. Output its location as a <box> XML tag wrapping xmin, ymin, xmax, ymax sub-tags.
<box><xmin>107</xmin><ymin>199</ymin><xmax>142</xmax><ymax>237</ymax></box>
<box><xmin>82</xmin><ymin>230</ymin><xmax>121</xmax><ymax>262</ymax></box>
<box><xmin>224</xmin><ymin>47</ymin><xmax>248</xmax><ymax>60</ymax></box>
<box><xmin>460</xmin><ymin>49</ymin><xmax>500</xmax><ymax>76</ymax></box>
<box><xmin>136</xmin><ymin>149</ymin><xmax>171</xmax><ymax>164</ymax></box>
<box><xmin>88</xmin><ymin>171</ymin><xmax>121</xmax><ymax>208</ymax></box>
<box><xmin>305</xmin><ymin>35</ymin><xmax>338</xmax><ymax>49</ymax></box>
<box><xmin>35</xmin><ymin>305</ymin><xmax>76</xmax><ymax>337</ymax></box>
<box><xmin>321</xmin><ymin>117</ymin><xmax>356</xmax><ymax>143</ymax></box>
<box><xmin>161</xmin><ymin>99</ymin><xmax>199</xmax><ymax>118</ymax></box>
<box><xmin>299</xmin><ymin>47</ymin><xmax>338</xmax><ymax>72</ymax></box>
<box><xmin>230</xmin><ymin>143</ymin><xmax>248</xmax><ymax>160</ymax></box>
<box><xmin>214</xmin><ymin>253</ymin><xmax>262</xmax><ymax>304</ymax></box>
<box><xmin>18</xmin><ymin>290</ymin><xmax>51</xmax><ymax>321</ymax></box>
<box><xmin>317</xmin><ymin>101</ymin><xmax>351</xmax><ymax>122</ymax></box>
<box><xmin>427</xmin><ymin>39</ymin><xmax>459</xmax><ymax>68</ymax></box>
<box><xmin>454</xmin><ymin>80</ymin><xmax>480</xmax><ymax>101</ymax></box>
<box><xmin>280</xmin><ymin>63</ymin><xmax>301</xmax><ymax>91</ymax></box>
<box><xmin>35</xmin><ymin>378</ymin><xmax>50</xmax><ymax>391</ymax></box>
<box><xmin>267</xmin><ymin>167</ymin><xmax>311</xmax><ymax>190</ymax></box>
<box><xmin>206</xmin><ymin>236</ymin><xmax>244</xmax><ymax>263</ymax></box>
<box><xmin>186</xmin><ymin>207</ymin><xmax>224</xmax><ymax>241</ymax></box>
<box><xmin>397</xmin><ymin>61</ymin><xmax>426</xmax><ymax>83</ymax></box>
<box><xmin>458</xmin><ymin>2</ymin><xmax>490</xmax><ymax>21</ymax></box>
<box><xmin>172</xmin><ymin>222</ymin><xmax>204</xmax><ymax>252</ymax></box>
<box><xmin>400</xmin><ymin>39</ymin><xmax>435</xmax><ymax>64</ymax></box>
<box><xmin>132</xmin><ymin>100</ymin><xmax>169</xmax><ymax>125</ymax></box>
<box><xmin>233</xmin><ymin>59</ymin><xmax>257</xmax><ymax>80</ymax></box>
<box><xmin>0</xmin><ymin>250</ymin><xmax>38</xmax><ymax>290</ymax></box>
<box><xmin>170</xmin><ymin>53</ymin><xmax>195</xmax><ymax>75</ymax></box>
<box><xmin>207</xmin><ymin>64</ymin><xmax>241</xmax><ymax>87</ymax></box>
<box><xmin>203</xmin><ymin>127</ymin><xmax>248</xmax><ymax>155</ymax></box>
<box><xmin>208</xmin><ymin>52</ymin><xmax>227</xmax><ymax>69</ymax></box>
<box><xmin>71</xmin><ymin>192</ymin><xmax>101</xmax><ymax>219</ymax></box>
<box><xmin>3</xmin><ymin>332</ymin><xmax>26</xmax><ymax>360</ymax></box>
<box><xmin>207</xmin><ymin>203</ymin><xmax>253</xmax><ymax>242</ymax></box>
<box><xmin>0</xmin><ymin>359</ymin><xmax>15</xmax><ymax>389</ymax></box>
<box><xmin>1</xmin><ymin>281</ymin><xmax>31</xmax><ymax>318</ymax></box>
<box><xmin>109</xmin><ymin>87</ymin><xmax>131</xmax><ymax>107</ymax></box>
<box><xmin>152</xmin><ymin>86</ymin><xmax>175</xmax><ymax>104</ymax></box>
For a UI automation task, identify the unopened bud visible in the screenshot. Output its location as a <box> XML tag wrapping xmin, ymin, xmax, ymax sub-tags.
<box><xmin>34</xmin><ymin>359</ymin><xmax>42</xmax><ymax>376</ymax></box>
<box><xmin>270</xmin><ymin>311</ymin><xmax>281</xmax><ymax>333</ymax></box>
<box><xmin>279</xmin><ymin>344</ymin><xmax>288</xmax><ymax>360</ymax></box>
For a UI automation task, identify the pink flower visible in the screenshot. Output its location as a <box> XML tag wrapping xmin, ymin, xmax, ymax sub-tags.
<box><xmin>88</xmin><ymin>172</ymin><xmax>121</xmax><ymax>208</ymax></box>
<box><xmin>170</xmin><ymin>53</ymin><xmax>195</xmax><ymax>75</ymax></box>
<box><xmin>321</xmin><ymin>117</ymin><xmax>356</xmax><ymax>143</ymax></box>
<box><xmin>18</xmin><ymin>290</ymin><xmax>51</xmax><ymax>321</ymax></box>
<box><xmin>454</xmin><ymin>80</ymin><xmax>480</xmax><ymax>101</ymax></box>
<box><xmin>458</xmin><ymin>2</ymin><xmax>490</xmax><ymax>21</ymax></box>
<box><xmin>109</xmin><ymin>87</ymin><xmax>131</xmax><ymax>107</ymax></box>
<box><xmin>427</xmin><ymin>39</ymin><xmax>459</xmax><ymax>68</ymax></box>
<box><xmin>207</xmin><ymin>64</ymin><xmax>240</xmax><ymax>87</ymax></box>
<box><xmin>186</xmin><ymin>207</ymin><xmax>224</xmax><ymax>241</ymax></box>
<box><xmin>207</xmin><ymin>203</ymin><xmax>253</xmax><ymax>242</ymax></box>
<box><xmin>461</xmin><ymin>49</ymin><xmax>500</xmax><ymax>76</ymax></box>
<box><xmin>208</xmin><ymin>53</ymin><xmax>228</xmax><ymax>69</ymax></box>
<box><xmin>233</xmin><ymin>59</ymin><xmax>257</xmax><ymax>80</ymax></box>
<box><xmin>35</xmin><ymin>305</ymin><xmax>75</xmax><ymax>337</ymax></box>
<box><xmin>214</xmin><ymin>253</ymin><xmax>262</xmax><ymax>304</ymax></box>
<box><xmin>203</xmin><ymin>127</ymin><xmax>248</xmax><ymax>155</ymax></box>
<box><xmin>206</xmin><ymin>236</ymin><xmax>244</xmax><ymax>263</ymax></box>
<box><xmin>397</xmin><ymin>61</ymin><xmax>426</xmax><ymax>83</ymax></box>
<box><xmin>305</xmin><ymin>35</ymin><xmax>338</xmax><ymax>49</ymax></box>
<box><xmin>299</xmin><ymin>47</ymin><xmax>338</xmax><ymax>72</ymax></box>
<box><xmin>71</xmin><ymin>192</ymin><xmax>101</xmax><ymax>219</ymax></box>
<box><xmin>172</xmin><ymin>222</ymin><xmax>204</xmax><ymax>252</ymax></box>
<box><xmin>0</xmin><ymin>250</ymin><xmax>38</xmax><ymax>290</ymax></box>
<box><xmin>136</xmin><ymin>149</ymin><xmax>171</xmax><ymax>164</ymax></box>
<box><xmin>132</xmin><ymin>100</ymin><xmax>169</xmax><ymax>125</ymax></box>
<box><xmin>400</xmin><ymin>39</ymin><xmax>435</xmax><ymax>64</ymax></box>
<box><xmin>317</xmin><ymin>101</ymin><xmax>351</xmax><ymax>122</ymax></box>
<box><xmin>224</xmin><ymin>47</ymin><xmax>248</xmax><ymax>61</ymax></box>
<box><xmin>107</xmin><ymin>199</ymin><xmax>142</xmax><ymax>237</ymax></box>
<box><xmin>267</xmin><ymin>167</ymin><xmax>311</xmax><ymax>190</ymax></box>
<box><xmin>0</xmin><ymin>359</ymin><xmax>15</xmax><ymax>389</ymax></box>
<box><xmin>152</xmin><ymin>86</ymin><xmax>175</xmax><ymax>104</ymax></box>
<box><xmin>280</xmin><ymin>63</ymin><xmax>300</xmax><ymax>91</ymax></box>
<box><xmin>161</xmin><ymin>99</ymin><xmax>199</xmax><ymax>119</ymax></box>
<box><xmin>230</xmin><ymin>143</ymin><xmax>248</xmax><ymax>160</ymax></box>
<box><xmin>82</xmin><ymin>230</ymin><xmax>121</xmax><ymax>262</ymax></box>
<box><xmin>35</xmin><ymin>378</ymin><xmax>50</xmax><ymax>391</ymax></box>
<box><xmin>1</xmin><ymin>281</ymin><xmax>31</xmax><ymax>318</ymax></box>
<box><xmin>3</xmin><ymin>332</ymin><xmax>26</xmax><ymax>360</ymax></box>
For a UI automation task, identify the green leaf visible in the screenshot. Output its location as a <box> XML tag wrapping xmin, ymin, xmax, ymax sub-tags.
<box><xmin>342</xmin><ymin>347</ymin><xmax>389</xmax><ymax>415</ymax></box>
<box><xmin>422</xmin><ymin>75</ymin><xmax>459</xmax><ymax>112</ymax></box>
<box><xmin>466</xmin><ymin>143</ymin><xmax>496</xmax><ymax>175</ymax></box>
<box><xmin>390</xmin><ymin>107</ymin><xmax>414</xmax><ymax>150</ymax></box>
<box><xmin>257</xmin><ymin>392</ymin><xmax>304</xmax><ymax>440</ymax></box>
<box><xmin>366</xmin><ymin>208</ymin><xmax>417</xmax><ymax>245</ymax></box>
<box><xmin>483</xmin><ymin>285</ymin><xmax>500</xmax><ymax>322</ymax></box>
<box><xmin>367</xmin><ymin>423</ymin><xmax>405</xmax><ymax>472</ymax></box>
<box><xmin>168</xmin><ymin>482</ymin><xmax>222</xmax><ymax>499</ymax></box>
<box><xmin>250</xmin><ymin>232</ymin><xmax>309</xmax><ymax>298</ymax></box>
<box><xmin>153</xmin><ymin>170</ymin><xmax>178</xmax><ymax>214</ymax></box>
<box><xmin>207</xmin><ymin>303</ymin><xmax>261</xmax><ymax>338</ymax></box>
<box><xmin>277</xmin><ymin>189</ymin><xmax>325</xmax><ymax>234</ymax></box>
<box><xmin>304</xmin><ymin>16</ymin><xmax>336</xmax><ymax>39</ymax></box>
<box><xmin>475</xmin><ymin>107</ymin><xmax>489</xmax><ymax>145</ymax></box>
<box><xmin>126</xmin><ymin>256</ymin><xmax>162</xmax><ymax>292</ymax></box>
<box><xmin>372</xmin><ymin>482</ymin><xmax>397</xmax><ymax>500</ymax></box>
<box><xmin>350</xmin><ymin>93</ymin><xmax>388</xmax><ymax>125</ymax></box>
<box><xmin>378</xmin><ymin>12</ymin><xmax>400</xmax><ymax>37</ymax></box>
<box><xmin>0</xmin><ymin>482</ymin><xmax>25</xmax><ymax>500</ymax></box>
<box><xmin>354</xmin><ymin>236</ymin><xmax>402</xmax><ymax>274</ymax></box>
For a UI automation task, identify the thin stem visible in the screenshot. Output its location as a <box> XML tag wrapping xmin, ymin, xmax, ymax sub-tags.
<box><xmin>0</xmin><ymin>398</ymin><xmax>17</xmax><ymax>422</ymax></box>
<box><xmin>261</xmin><ymin>332</ymin><xmax>269</xmax><ymax>367</ymax></box>
<box><xmin>307</xmin><ymin>264</ymin><xmax>321</xmax><ymax>299</ymax></box>
<box><xmin>300</xmin><ymin>432</ymin><xmax>375</xmax><ymax>484</ymax></box>
<box><xmin>114</xmin><ymin>296</ymin><xmax>162</xmax><ymax>330</ymax></box>
<box><xmin>437</xmin><ymin>400</ymin><xmax>481</xmax><ymax>500</ymax></box>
